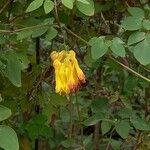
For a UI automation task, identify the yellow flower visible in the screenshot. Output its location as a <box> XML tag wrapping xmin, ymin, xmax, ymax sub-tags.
<box><xmin>50</xmin><ymin>50</ymin><xmax>86</xmax><ymax>95</ymax></box>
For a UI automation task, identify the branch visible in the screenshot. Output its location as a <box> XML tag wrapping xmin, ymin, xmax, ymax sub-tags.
<box><xmin>0</xmin><ymin>24</ymin><xmax>57</xmax><ymax>33</ymax></box>
<box><xmin>27</xmin><ymin>65</ymin><xmax>53</xmax><ymax>101</ymax></box>
<box><xmin>63</xmin><ymin>26</ymin><xmax>150</xmax><ymax>83</ymax></box>
<box><xmin>133</xmin><ymin>131</ymin><xmax>142</xmax><ymax>150</ymax></box>
<box><xmin>0</xmin><ymin>0</ymin><xmax>13</xmax><ymax>15</ymax></box>
<box><xmin>93</xmin><ymin>123</ymin><xmax>100</xmax><ymax>150</ymax></box>
<box><xmin>53</xmin><ymin>0</ymin><xmax>66</xmax><ymax>45</ymax></box>
<box><xmin>109</xmin><ymin>56</ymin><xmax>150</xmax><ymax>83</ymax></box>
<box><xmin>63</xmin><ymin>26</ymin><xmax>89</xmax><ymax>45</ymax></box>
<box><xmin>106</xmin><ymin>128</ymin><xmax>115</xmax><ymax>150</ymax></box>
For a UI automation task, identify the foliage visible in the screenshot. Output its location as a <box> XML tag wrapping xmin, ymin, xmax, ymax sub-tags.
<box><xmin>0</xmin><ymin>0</ymin><xmax>150</xmax><ymax>149</ymax></box>
<box><xmin>0</xmin><ymin>100</ymin><xmax>19</xmax><ymax>150</ymax></box>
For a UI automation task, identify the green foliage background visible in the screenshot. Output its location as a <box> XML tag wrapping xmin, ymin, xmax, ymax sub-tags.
<box><xmin>0</xmin><ymin>0</ymin><xmax>150</xmax><ymax>150</ymax></box>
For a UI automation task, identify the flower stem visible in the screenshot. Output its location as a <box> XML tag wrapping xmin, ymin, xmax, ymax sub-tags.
<box><xmin>67</xmin><ymin>95</ymin><xmax>73</xmax><ymax>138</ymax></box>
<box><xmin>75</xmin><ymin>93</ymin><xmax>85</xmax><ymax>149</ymax></box>
<box><xmin>54</xmin><ymin>0</ymin><xmax>67</xmax><ymax>50</ymax></box>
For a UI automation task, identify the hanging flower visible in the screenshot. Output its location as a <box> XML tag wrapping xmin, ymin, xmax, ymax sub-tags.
<box><xmin>50</xmin><ymin>50</ymin><xmax>86</xmax><ymax>95</ymax></box>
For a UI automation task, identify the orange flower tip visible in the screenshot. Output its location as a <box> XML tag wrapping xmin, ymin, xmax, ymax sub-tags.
<box><xmin>69</xmin><ymin>84</ymin><xmax>79</xmax><ymax>93</ymax></box>
<box><xmin>78</xmin><ymin>74</ymin><xmax>86</xmax><ymax>83</ymax></box>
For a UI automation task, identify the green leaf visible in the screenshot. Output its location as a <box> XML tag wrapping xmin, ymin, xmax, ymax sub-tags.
<box><xmin>31</xmin><ymin>114</ymin><xmax>47</xmax><ymax>125</ymax></box>
<box><xmin>143</xmin><ymin>19</ymin><xmax>150</xmax><ymax>30</ymax></box>
<box><xmin>115</xmin><ymin>120</ymin><xmax>130</xmax><ymax>139</ymax></box>
<box><xmin>6</xmin><ymin>52</ymin><xmax>22</xmax><ymax>87</ymax></box>
<box><xmin>32</xmin><ymin>26</ymin><xmax>48</xmax><ymax>38</ymax></box>
<box><xmin>83</xmin><ymin>48</ymin><xmax>94</xmax><ymax>67</ymax></box>
<box><xmin>76</xmin><ymin>0</ymin><xmax>94</xmax><ymax>16</ymax></box>
<box><xmin>45</xmin><ymin>27</ymin><xmax>58</xmax><ymax>40</ymax></box>
<box><xmin>17</xmin><ymin>30</ymin><xmax>33</xmax><ymax>40</ymax></box>
<box><xmin>133</xmin><ymin>36</ymin><xmax>150</xmax><ymax>65</ymax></box>
<box><xmin>42</xmin><ymin>102</ymin><xmax>57</xmax><ymax>119</ymax></box>
<box><xmin>61</xmin><ymin>139</ymin><xmax>75</xmax><ymax>148</ymax></box>
<box><xmin>123</xmin><ymin>76</ymin><xmax>137</xmax><ymax>95</ymax></box>
<box><xmin>83</xmin><ymin>135</ymin><xmax>92</xmax><ymax>146</ymax></box>
<box><xmin>84</xmin><ymin>113</ymin><xmax>104</xmax><ymax>126</ymax></box>
<box><xmin>24</xmin><ymin>114</ymin><xmax>53</xmax><ymax>140</ymax></box>
<box><xmin>110</xmin><ymin>139</ymin><xmax>122</xmax><ymax>150</ymax></box>
<box><xmin>128</xmin><ymin>7</ymin><xmax>144</xmax><ymax>18</ymax></box>
<box><xmin>0</xmin><ymin>105</ymin><xmax>11</xmax><ymax>122</ymax></box>
<box><xmin>26</xmin><ymin>124</ymin><xmax>39</xmax><ymax>140</ymax></box>
<box><xmin>0</xmin><ymin>125</ymin><xmax>19</xmax><ymax>150</ymax></box>
<box><xmin>122</xmin><ymin>16</ymin><xmax>142</xmax><ymax>31</ymax></box>
<box><xmin>44</xmin><ymin>18</ymin><xmax>55</xmax><ymax>25</ymax></box>
<box><xmin>60</xmin><ymin>107</ymin><xmax>70</xmax><ymax>122</ymax></box>
<box><xmin>110</xmin><ymin>37</ymin><xmax>126</xmax><ymax>57</ymax></box>
<box><xmin>77</xmin><ymin>0</ymin><xmax>90</xmax><ymax>4</ymax></box>
<box><xmin>16</xmin><ymin>53</ymin><xmax>30</xmax><ymax>70</ymax></box>
<box><xmin>91</xmin><ymin>97</ymin><xmax>109</xmax><ymax>113</ymax></box>
<box><xmin>50</xmin><ymin>93</ymin><xmax>67</xmax><ymax>106</ymax></box>
<box><xmin>101</xmin><ymin>121</ymin><xmax>112</xmax><ymax>135</ymax></box>
<box><xmin>44</xmin><ymin>0</ymin><xmax>54</xmax><ymax>14</ymax></box>
<box><xmin>131</xmin><ymin>116</ymin><xmax>150</xmax><ymax>131</ymax></box>
<box><xmin>26</xmin><ymin>124</ymin><xmax>52</xmax><ymax>140</ymax></box>
<box><xmin>26</xmin><ymin>0</ymin><xmax>44</xmax><ymax>12</ymax></box>
<box><xmin>127</xmin><ymin>32</ymin><xmax>145</xmax><ymax>45</ymax></box>
<box><xmin>95</xmin><ymin>1</ymin><xmax>113</xmax><ymax>13</ymax></box>
<box><xmin>39</xmin><ymin>126</ymin><xmax>54</xmax><ymax>138</ymax></box>
<box><xmin>5</xmin><ymin>51</ymin><xmax>29</xmax><ymax>87</ymax></box>
<box><xmin>120</xmin><ymin>96</ymin><xmax>132</xmax><ymax>110</ymax></box>
<box><xmin>89</xmin><ymin>37</ymin><xmax>108</xmax><ymax>60</ymax></box>
<box><xmin>61</xmin><ymin>0</ymin><xmax>74</xmax><ymax>9</ymax></box>
<box><xmin>117</xmin><ymin>108</ymin><xmax>132</xmax><ymax>119</ymax></box>
<box><xmin>0</xmin><ymin>34</ymin><xmax>6</xmax><ymax>44</ymax></box>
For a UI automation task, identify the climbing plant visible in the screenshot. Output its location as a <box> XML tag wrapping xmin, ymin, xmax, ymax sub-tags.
<box><xmin>0</xmin><ymin>0</ymin><xmax>150</xmax><ymax>149</ymax></box>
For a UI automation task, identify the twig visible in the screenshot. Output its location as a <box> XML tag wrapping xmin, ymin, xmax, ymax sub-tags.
<box><xmin>133</xmin><ymin>131</ymin><xmax>142</xmax><ymax>150</ymax></box>
<box><xmin>63</xmin><ymin>26</ymin><xmax>89</xmax><ymax>45</ymax></box>
<box><xmin>141</xmin><ymin>65</ymin><xmax>150</xmax><ymax>74</ymax></box>
<box><xmin>27</xmin><ymin>65</ymin><xmax>53</xmax><ymax>101</ymax></box>
<box><xmin>145</xmin><ymin>85</ymin><xmax>150</xmax><ymax>117</ymax></box>
<box><xmin>100</xmin><ymin>12</ymin><xmax>111</xmax><ymax>34</ymax></box>
<box><xmin>7</xmin><ymin>0</ymin><xmax>14</xmax><ymax>22</ymax></box>
<box><xmin>53</xmin><ymin>0</ymin><xmax>66</xmax><ymax>45</ymax></box>
<box><xmin>93</xmin><ymin>123</ymin><xmax>100</xmax><ymax>150</ymax></box>
<box><xmin>106</xmin><ymin>128</ymin><xmax>115</xmax><ymax>150</ymax></box>
<box><xmin>140</xmin><ymin>1</ymin><xmax>150</xmax><ymax>6</ymax></box>
<box><xmin>63</xmin><ymin>26</ymin><xmax>150</xmax><ymax>83</ymax></box>
<box><xmin>0</xmin><ymin>0</ymin><xmax>13</xmax><ymax>15</ymax></box>
<box><xmin>0</xmin><ymin>24</ymin><xmax>57</xmax><ymax>33</ymax></box>
<box><xmin>109</xmin><ymin>56</ymin><xmax>150</xmax><ymax>83</ymax></box>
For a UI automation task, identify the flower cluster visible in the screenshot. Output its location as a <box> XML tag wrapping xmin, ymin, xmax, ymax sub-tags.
<box><xmin>50</xmin><ymin>50</ymin><xmax>86</xmax><ymax>95</ymax></box>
